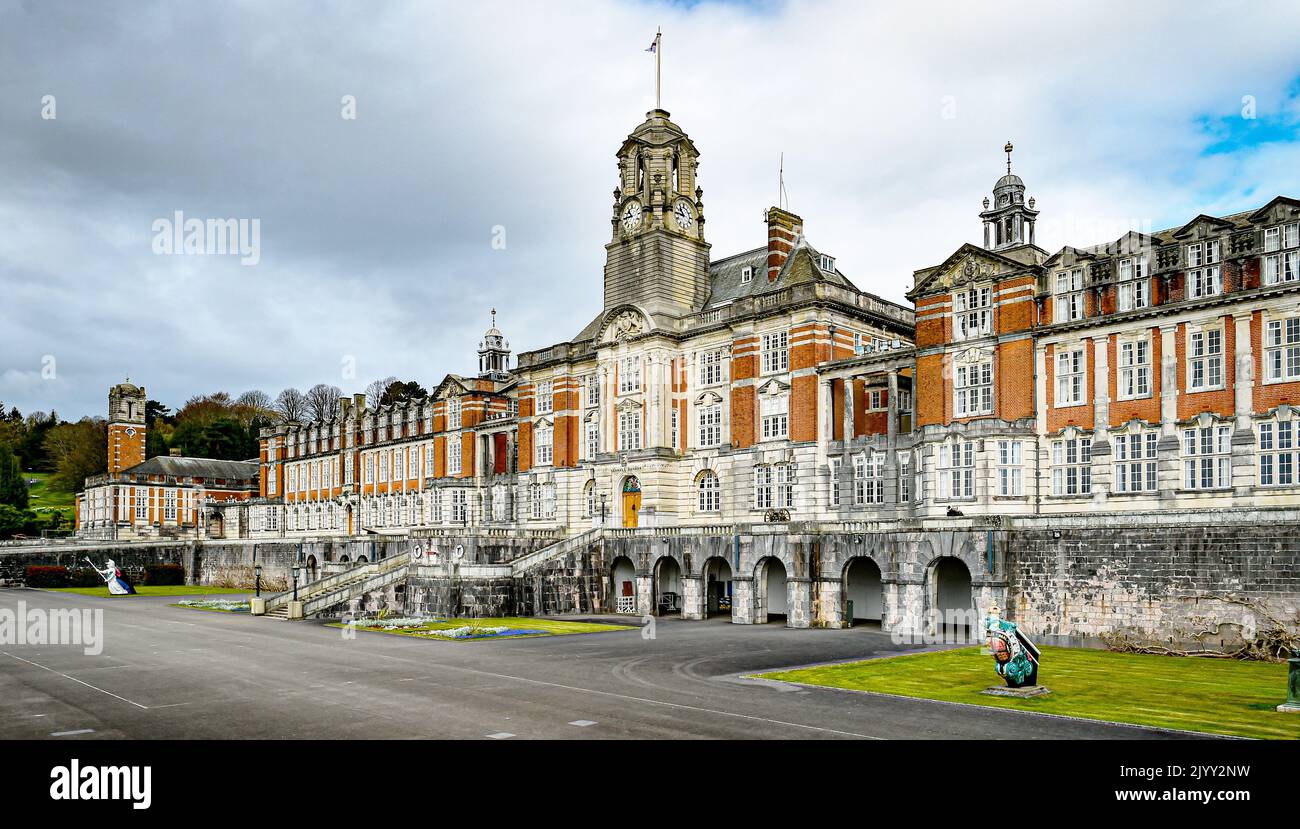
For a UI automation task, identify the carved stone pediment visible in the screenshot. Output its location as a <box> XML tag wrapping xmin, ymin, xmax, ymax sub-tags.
<box><xmin>600</xmin><ymin>308</ymin><xmax>648</xmax><ymax>343</ymax></box>
<box><xmin>939</xmin><ymin>253</ymin><xmax>1000</xmax><ymax>289</ymax></box>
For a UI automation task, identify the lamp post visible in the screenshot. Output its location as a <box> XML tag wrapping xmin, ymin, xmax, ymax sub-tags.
<box><xmin>599</xmin><ymin>493</ymin><xmax>608</xmax><ymax>527</ymax></box>
<box><xmin>254</xmin><ymin>563</ymin><xmax>262</xmax><ymax>598</ymax></box>
<box><xmin>291</xmin><ymin>564</ymin><xmax>300</xmax><ymax>602</ymax></box>
<box><xmin>1280</xmin><ymin>647</ymin><xmax>1300</xmax><ymax>713</ymax></box>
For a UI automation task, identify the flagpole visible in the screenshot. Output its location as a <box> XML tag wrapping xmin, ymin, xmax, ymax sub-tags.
<box><xmin>656</xmin><ymin>28</ymin><xmax>662</xmax><ymax>109</ymax></box>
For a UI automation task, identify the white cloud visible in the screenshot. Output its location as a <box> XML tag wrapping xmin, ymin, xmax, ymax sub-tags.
<box><xmin>2</xmin><ymin>0</ymin><xmax>1300</xmax><ymax>418</ymax></box>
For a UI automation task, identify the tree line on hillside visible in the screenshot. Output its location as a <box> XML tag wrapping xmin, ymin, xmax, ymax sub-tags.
<box><xmin>0</xmin><ymin>378</ymin><xmax>428</xmax><ymax>502</ymax></box>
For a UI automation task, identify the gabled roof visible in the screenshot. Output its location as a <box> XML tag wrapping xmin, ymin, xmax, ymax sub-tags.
<box><xmin>1248</xmin><ymin>196</ymin><xmax>1300</xmax><ymax>224</ymax></box>
<box><xmin>909</xmin><ymin>243</ymin><xmax>1044</xmax><ymax>300</ymax></box>
<box><xmin>1170</xmin><ymin>213</ymin><xmax>1237</xmax><ymax>239</ymax></box>
<box><xmin>121</xmin><ymin>455</ymin><xmax>259</xmax><ymax>481</ymax></box>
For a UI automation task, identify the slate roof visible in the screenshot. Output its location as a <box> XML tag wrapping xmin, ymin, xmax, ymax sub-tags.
<box><xmin>120</xmin><ymin>456</ymin><xmax>259</xmax><ymax>481</ymax></box>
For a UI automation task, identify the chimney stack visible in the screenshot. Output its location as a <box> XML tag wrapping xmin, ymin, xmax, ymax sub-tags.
<box><xmin>766</xmin><ymin>206</ymin><xmax>803</xmax><ymax>283</ymax></box>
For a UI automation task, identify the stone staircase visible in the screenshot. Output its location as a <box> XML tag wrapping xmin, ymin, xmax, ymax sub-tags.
<box><xmin>255</xmin><ymin>555</ymin><xmax>409</xmax><ymax>619</ymax></box>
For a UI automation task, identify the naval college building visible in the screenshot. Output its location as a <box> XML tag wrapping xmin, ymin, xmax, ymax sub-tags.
<box><xmin>82</xmin><ymin>109</ymin><xmax>1300</xmax><ymax>643</ymax></box>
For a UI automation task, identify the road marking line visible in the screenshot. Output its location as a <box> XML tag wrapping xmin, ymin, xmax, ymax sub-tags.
<box><xmin>569</xmin><ymin>720</ymin><xmax>597</xmax><ymax>727</ymax></box>
<box><xmin>486</xmin><ymin>732</ymin><xmax>514</xmax><ymax>739</ymax></box>
<box><xmin>2</xmin><ymin>652</ymin><xmax>149</xmax><ymax>710</ymax></box>
<box><xmin>50</xmin><ymin>729</ymin><xmax>95</xmax><ymax>737</ymax></box>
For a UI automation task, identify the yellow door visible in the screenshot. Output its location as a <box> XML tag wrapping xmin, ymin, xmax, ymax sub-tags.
<box><xmin>622</xmin><ymin>492</ymin><xmax>641</xmax><ymax>528</ymax></box>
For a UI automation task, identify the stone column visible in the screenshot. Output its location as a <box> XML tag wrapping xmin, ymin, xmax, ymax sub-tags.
<box><xmin>1090</xmin><ymin>334</ymin><xmax>1111</xmax><ymax>502</ymax></box>
<box><xmin>635</xmin><ymin>574</ymin><xmax>654</xmax><ymax>617</ymax></box>
<box><xmin>815</xmin><ymin>576</ymin><xmax>845</xmax><ymax>629</ymax></box>
<box><xmin>892</xmin><ymin>577</ymin><xmax>925</xmax><ymax>638</ymax></box>
<box><xmin>731</xmin><ymin>575</ymin><xmax>754</xmax><ymax>624</ymax></box>
<box><xmin>841</xmin><ymin>375</ymin><xmax>856</xmax><ymax>447</ymax></box>
<box><xmin>1157</xmin><ymin>324</ymin><xmax>1181</xmax><ymax>497</ymax></box>
<box><xmin>786</xmin><ymin>577</ymin><xmax>811</xmax><ymax>629</ymax></box>
<box><xmin>1232</xmin><ymin>312</ymin><xmax>1257</xmax><ymax>497</ymax></box>
<box><xmin>680</xmin><ymin>574</ymin><xmax>703</xmax><ymax>620</ymax></box>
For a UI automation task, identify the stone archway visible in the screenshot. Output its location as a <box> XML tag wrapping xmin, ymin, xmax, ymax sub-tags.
<box><xmin>610</xmin><ymin>555</ymin><xmax>636</xmax><ymax>614</ymax></box>
<box><xmin>843</xmin><ymin>557</ymin><xmax>883</xmax><ymax>627</ymax></box>
<box><xmin>754</xmin><ymin>557</ymin><xmax>788</xmax><ymax>624</ymax></box>
<box><xmin>653</xmin><ymin>555</ymin><xmax>682</xmax><ymax>617</ymax></box>
<box><xmin>929</xmin><ymin>556</ymin><xmax>974</xmax><ymax>639</ymax></box>
<box><xmin>305</xmin><ymin>554</ymin><xmax>318</xmax><ymax>582</ymax></box>
<box><xmin>701</xmin><ymin>555</ymin><xmax>733</xmax><ymax>619</ymax></box>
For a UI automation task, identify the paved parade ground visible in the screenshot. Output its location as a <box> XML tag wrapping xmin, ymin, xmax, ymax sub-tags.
<box><xmin>0</xmin><ymin>588</ymin><xmax>1202</xmax><ymax>740</ymax></box>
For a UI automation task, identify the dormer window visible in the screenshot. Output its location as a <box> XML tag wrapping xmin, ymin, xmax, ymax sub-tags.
<box><xmin>1264</xmin><ymin>223</ymin><xmax>1299</xmax><ymax>285</ymax></box>
<box><xmin>1117</xmin><ymin>257</ymin><xmax>1149</xmax><ymax>311</ymax></box>
<box><xmin>1053</xmin><ymin>269</ymin><xmax>1084</xmax><ymax>322</ymax></box>
<box><xmin>819</xmin><ymin>254</ymin><xmax>835</xmax><ymax>272</ymax></box>
<box><xmin>1186</xmin><ymin>240</ymin><xmax>1222</xmax><ymax>298</ymax></box>
<box><xmin>953</xmin><ymin>285</ymin><xmax>992</xmax><ymax>340</ymax></box>
<box><xmin>740</xmin><ymin>266</ymin><xmax>753</xmax><ymax>284</ymax></box>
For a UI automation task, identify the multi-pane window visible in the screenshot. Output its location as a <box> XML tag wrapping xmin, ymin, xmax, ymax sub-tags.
<box><xmin>378</xmin><ymin>452</ymin><xmax>389</xmax><ymax>483</ymax></box>
<box><xmin>163</xmin><ymin>489</ymin><xmax>177</xmax><ymax>522</ymax></box>
<box><xmin>1051</xmin><ymin>437</ymin><xmax>1092</xmax><ymax>495</ymax></box>
<box><xmin>447</xmin><ymin>397</ymin><xmax>461</xmax><ymax>429</ymax></box>
<box><xmin>618</xmin><ymin>409</ymin><xmax>642</xmax><ymax>451</ymax></box>
<box><xmin>393</xmin><ymin>452</ymin><xmax>403</xmax><ymax>483</ymax></box>
<box><xmin>585</xmin><ymin>420</ymin><xmax>600</xmax><ymax>459</ymax></box>
<box><xmin>447</xmin><ymin>439</ymin><xmax>462</xmax><ymax>476</ymax></box>
<box><xmin>761</xmin><ymin>331</ymin><xmax>789</xmax><ymax>374</ymax></box>
<box><xmin>898</xmin><ymin>458</ymin><xmax>912</xmax><ymax>503</ymax></box>
<box><xmin>1113</xmin><ymin>431</ymin><xmax>1158</xmax><ymax>493</ymax></box>
<box><xmin>1183</xmin><ymin>424</ymin><xmax>1231</xmax><ymax>490</ymax></box>
<box><xmin>542</xmin><ymin>483</ymin><xmax>556</xmax><ymax>519</ymax></box>
<box><xmin>853</xmin><ymin>453</ymin><xmax>884</xmax><ymax>505</ymax></box>
<box><xmin>534</xmin><ymin>421</ymin><xmax>553</xmax><ymax>466</ymax></box>
<box><xmin>997</xmin><ymin>440</ymin><xmax>1023</xmax><ymax>496</ymax></box>
<box><xmin>364</xmin><ymin>454</ymin><xmax>374</xmax><ymax>484</ymax></box>
<box><xmin>671</xmin><ymin>408</ymin><xmax>679</xmax><ymax>450</ymax></box>
<box><xmin>1186</xmin><ymin>240</ymin><xmax>1222</xmax><ymax>298</ymax></box>
<box><xmin>584</xmin><ymin>375</ymin><xmax>600</xmax><ymax>408</ymax></box>
<box><xmin>760</xmin><ymin>395</ymin><xmax>789</xmax><ymax>440</ymax></box>
<box><xmin>1053</xmin><ymin>269</ymin><xmax>1084</xmax><ymax>322</ymax></box>
<box><xmin>1055</xmin><ymin>347</ymin><xmax>1085</xmax><ymax>406</ymax></box>
<box><xmin>1118</xmin><ymin>339</ymin><xmax>1152</xmax><ymax>399</ymax></box>
<box><xmin>1259</xmin><ymin>420</ymin><xmax>1298</xmax><ymax>486</ymax></box>
<box><xmin>1188</xmin><ymin>328</ymin><xmax>1223</xmax><ymax>391</ymax></box>
<box><xmin>698</xmin><ymin>350</ymin><xmax>723</xmax><ymax>386</ymax></box>
<box><xmin>267</xmin><ymin>466</ymin><xmax>278</xmax><ymax>494</ymax></box>
<box><xmin>697</xmin><ymin>470</ymin><xmax>720</xmax><ymax>512</ymax></box>
<box><xmin>451</xmin><ymin>490</ymin><xmax>467</xmax><ymax>523</ymax></box>
<box><xmin>868</xmin><ymin>389</ymin><xmax>885</xmax><ymax>411</ymax></box>
<box><xmin>938</xmin><ymin>441</ymin><xmax>974</xmax><ymax>499</ymax></box>
<box><xmin>753</xmin><ymin>464</ymin><xmax>794</xmax><ymax>510</ymax></box>
<box><xmin>535</xmin><ymin>381</ymin><xmax>553</xmax><ymax>414</ymax></box>
<box><xmin>424</xmin><ymin>447</ymin><xmax>434</xmax><ymax>477</ymax></box>
<box><xmin>619</xmin><ymin>357</ymin><xmax>641</xmax><ymax>394</ymax></box>
<box><xmin>1264</xmin><ymin>317</ymin><xmax>1300</xmax><ymax>382</ymax></box>
<box><xmin>953</xmin><ymin>286</ymin><xmax>992</xmax><ymax>340</ymax></box>
<box><xmin>698</xmin><ymin>404</ymin><xmax>722</xmax><ymax>447</ymax></box>
<box><xmin>1263</xmin><ymin>223</ymin><xmax>1299</xmax><ymax>285</ymax></box>
<box><xmin>1117</xmin><ymin>257</ymin><xmax>1149</xmax><ymax>311</ymax></box>
<box><xmin>829</xmin><ymin>457</ymin><xmax>842</xmax><ymax>507</ymax></box>
<box><xmin>955</xmin><ymin>360</ymin><xmax>993</xmax><ymax>416</ymax></box>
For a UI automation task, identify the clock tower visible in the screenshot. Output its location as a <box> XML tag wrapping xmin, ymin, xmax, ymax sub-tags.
<box><xmin>107</xmin><ymin>381</ymin><xmax>147</xmax><ymax>475</ymax></box>
<box><xmin>604</xmin><ymin>108</ymin><xmax>711</xmax><ymax>318</ymax></box>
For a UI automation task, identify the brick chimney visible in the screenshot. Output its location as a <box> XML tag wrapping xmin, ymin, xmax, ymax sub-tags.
<box><xmin>766</xmin><ymin>206</ymin><xmax>803</xmax><ymax>283</ymax></box>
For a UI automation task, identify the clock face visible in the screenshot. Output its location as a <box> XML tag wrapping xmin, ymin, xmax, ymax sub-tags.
<box><xmin>673</xmin><ymin>199</ymin><xmax>695</xmax><ymax>230</ymax></box>
<box><xmin>125</xmin><ymin>428</ymin><xmax>136</xmax><ymax>437</ymax></box>
<box><xmin>621</xmin><ymin>200</ymin><xmax>642</xmax><ymax>231</ymax></box>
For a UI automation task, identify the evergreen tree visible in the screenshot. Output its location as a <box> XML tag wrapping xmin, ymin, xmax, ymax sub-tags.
<box><xmin>0</xmin><ymin>444</ymin><xmax>28</xmax><ymax>508</ymax></box>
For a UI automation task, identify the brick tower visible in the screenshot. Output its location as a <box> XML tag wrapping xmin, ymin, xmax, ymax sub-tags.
<box><xmin>107</xmin><ymin>381</ymin><xmax>147</xmax><ymax>474</ymax></box>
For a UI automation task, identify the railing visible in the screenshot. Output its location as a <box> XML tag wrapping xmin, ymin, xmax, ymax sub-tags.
<box><xmin>615</xmin><ymin>596</ymin><xmax>636</xmax><ymax>614</ymax></box>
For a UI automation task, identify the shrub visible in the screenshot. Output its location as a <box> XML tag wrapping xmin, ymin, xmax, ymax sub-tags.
<box><xmin>24</xmin><ymin>565</ymin><xmax>68</xmax><ymax>588</ymax></box>
<box><xmin>67</xmin><ymin>567</ymin><xmax>104</xmax><ymax>588</ymax></box>
<box><xmin>142</xmin><ymin>563</ymin><xmax>185</xmax><ymax>586</ymax></box>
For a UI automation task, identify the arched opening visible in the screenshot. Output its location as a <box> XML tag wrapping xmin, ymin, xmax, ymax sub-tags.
<box><xmin>610</xmin><ymin>555</ymin><xmax>636</xmax><ymax>614</ymax></box>
<box><xmin>357</xmin><ymin>554</ymin><xmax>369</xmax><ymax>563</ymax></box>
<box><xmin>844</xmin><ymin>557</ymin><xmax>883</xmax><ymax>628</ymax></box>
<box><xmin>755</xmin><ymin>557</ymin><xmax>787</xmax><ymax>624</ymax></box>
<box><xmin>931</xmin><ymin>557</ymin><xmax>974</xmax><ymax>639</ymax></box>
<box><xmin>653</xmin><ymin>556</ymin><xmax>682</xmax><ymax>617</ymax></box>
<box><xmin>305</xmin><ymin>554</ymin><xmax>318</xmax><ymax>582</ymax></box>
<box><xmin>701</xmin><ymin>555</ymin><xmax>732</xmax><ymax>619</ymax></box>
<box><xmin>339</xmin><ymin>554</ymin><xmax>350</xmax><ymax>564</ymax></box>
<box><xmin>346</xmin><ymin>504</ymin><xmax>354</xmax><ymax>535</ymax></box>
<box><xmin>621</xmin><ymin>476</ymin><xmax>641</xmax><ymax>528</ymax></box>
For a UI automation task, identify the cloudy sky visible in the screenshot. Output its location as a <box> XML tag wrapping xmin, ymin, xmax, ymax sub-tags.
<box><xmin>2</xmin><ymin>0</ymin><xmax>1299</xmax><ymax>421</ymax></box>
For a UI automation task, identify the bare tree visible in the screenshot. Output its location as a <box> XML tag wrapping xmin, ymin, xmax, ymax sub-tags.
<box><xmin>235</xmin><ymin>389</ymin><xmax>273</xmax><ymax>412</ymax></box>
<box><xmin>274</xmin><ymin>387</ymin><xmax>308</xmax><ymax>422</ymax></box>
<box><xmin>365</xmin><ymin>376</ymin><xmax>399</xmax><ymax>406</ymax></box>
<box><xmin>305</xmin><ymin>383</ymin><xmax>342</xmax><ymax>422</ymax></box>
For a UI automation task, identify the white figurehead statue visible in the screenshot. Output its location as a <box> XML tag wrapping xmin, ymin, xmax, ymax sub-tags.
<box><xmin>86</xmin><ymin>556</ymin><xmax>136</xmax><ymax>595</ymax></box>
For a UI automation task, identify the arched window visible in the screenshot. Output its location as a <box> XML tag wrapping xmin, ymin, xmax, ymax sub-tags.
<box><xmin>697</xmin><ymin>470</ymin><xmax>720</xmax><ymax>512</ymax></box>
<box><xmin>583</xmin><ymin>480</ymin><xmax>596</xmax><ymax>517</ymax></box>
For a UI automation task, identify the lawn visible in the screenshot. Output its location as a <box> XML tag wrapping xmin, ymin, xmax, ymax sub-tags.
<box><xmin>171</xmin><ymin>598</ymin><xmax>251</xmax><ymax>613</ymax></box>
<box><xmin>331</xmin><ymin>616</ymin><xmax>635</xmax><ymax>641</ymax></box>
<box><xmin>758</xmin><ymin>646</ymin><xmax>1299</xmax><ymax>740</ymax></box>
<box><xmin>46</xmin><ymin>585</ymin><xmax>251</xmax><ymax>598</ymax></box>
<box><xmin>24</xmin><ymin>472</ymin><xmax>76</xmax><ymax>525</ymax></box>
